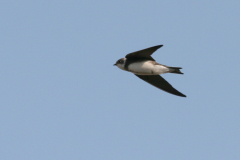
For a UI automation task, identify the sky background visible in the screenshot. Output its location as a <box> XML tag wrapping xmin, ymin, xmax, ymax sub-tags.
<box><xmin>1</xmin><ymin>1</ymin><xmax>240</xmax><ymax>160</ymax></box>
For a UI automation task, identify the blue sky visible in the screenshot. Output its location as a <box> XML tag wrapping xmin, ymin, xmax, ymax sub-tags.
<box><xmin>1</xmin><ymin>1</ymin><xmax>240</xmax><ymax>159</ymax></box>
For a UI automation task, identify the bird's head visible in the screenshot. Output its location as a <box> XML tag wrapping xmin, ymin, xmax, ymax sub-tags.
<box><xmin>114</xmin><ymin>58</ymin><xmax>126</xmax><ymax>70</ymax></box>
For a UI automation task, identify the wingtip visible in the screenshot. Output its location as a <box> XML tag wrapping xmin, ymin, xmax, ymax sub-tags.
<box><xmin>157</xmin><ymin>44</ymin><xmax>163</xmax><ymax>48</ymax></box>
<box><xmin>151</xmin><ymin>44</ymin><xmax>163</xmax><ymax>49</ymax></box>
<box><xmin>179</xmin><ymin>94</ymin><xmax>186</xmax><ymax>97</ymax></box>
<box><xmin>149</xmin><ymin>45</ymin><xmax>163</xmax><ymax>51</ymax></box>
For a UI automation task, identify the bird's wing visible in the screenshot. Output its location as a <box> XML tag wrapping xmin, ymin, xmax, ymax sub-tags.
<box><xmin>135</xmin><ymin>74</ymin><xmax>186</xmax><ymax>97</ymax></box>
<box><xmin>125</xmin><ymin>45</ymin><xmax>163</xmax><ymax>61</ymax></box>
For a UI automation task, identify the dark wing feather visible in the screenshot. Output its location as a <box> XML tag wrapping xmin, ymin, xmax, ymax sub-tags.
<box><xmin>126</xmin><ymin>45</ymin><xmax>163</xmax><ymax>61</ymax></box>
<box><xmin>135</xmin><ymin>75</ymin><xmax>186</xmax><ymax>97</ymax></box>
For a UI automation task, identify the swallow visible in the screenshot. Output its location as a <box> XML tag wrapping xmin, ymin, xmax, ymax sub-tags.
<box><xmin>114</xmin><ymin>45</ymin><xmax>186</xmax><ymax>97</ymax></box>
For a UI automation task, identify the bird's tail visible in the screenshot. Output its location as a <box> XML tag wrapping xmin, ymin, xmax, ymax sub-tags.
<box><xmin>168</xmin><ymin>67</ymin><xmax>183</xmax><ymax>74</ymax></box>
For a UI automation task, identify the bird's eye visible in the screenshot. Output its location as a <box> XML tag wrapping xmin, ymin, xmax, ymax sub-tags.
<box><xmin>119</xmin><ymin>60</ymin><xmax>122</xmax><ymax>63</ymax></box>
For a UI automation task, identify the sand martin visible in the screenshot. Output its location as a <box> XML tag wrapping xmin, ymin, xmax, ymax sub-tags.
<box><xmin>114</xmin><ymin>45</ymin><xmax>186</xmax><ymax>97</ymax></box>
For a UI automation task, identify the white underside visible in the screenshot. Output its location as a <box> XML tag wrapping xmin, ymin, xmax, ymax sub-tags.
<box><xmin>128</xmin><ymin>61</ymin><xmax>170</xmax><ymax>75</ymax></box>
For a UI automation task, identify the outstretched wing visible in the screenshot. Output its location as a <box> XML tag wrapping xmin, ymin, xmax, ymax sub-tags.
<box><xmin>126</xmin><ymin>45</ymin><xmax>163</xmax><ymax>61</ymax></box>
<box><xmin>135</xmin><ymin>74</ymin><xmax>186</xmax><ymax>97</ymax></box>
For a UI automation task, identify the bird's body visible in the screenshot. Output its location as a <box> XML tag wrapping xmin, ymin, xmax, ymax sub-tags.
<box><xmin>114</xmin><ymin>45</ymin><xmax>186</xmax><ymax>97</ymax></box>
<box><xmin>119</xmin><ymin>59</ymin><xmax>171</xmax><ymax>75</ymax></box>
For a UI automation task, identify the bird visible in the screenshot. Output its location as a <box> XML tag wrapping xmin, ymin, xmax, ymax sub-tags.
<box><xmin>114</xmin><ymin>45</ymin><xmax>186</xmax><ymax>97</ymax></box>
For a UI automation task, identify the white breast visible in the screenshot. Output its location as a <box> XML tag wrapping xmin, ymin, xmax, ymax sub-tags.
<box><xmin>128</xmin><ymin>61</ymin><xmax>169</xmax><ymax>75</ymax></box>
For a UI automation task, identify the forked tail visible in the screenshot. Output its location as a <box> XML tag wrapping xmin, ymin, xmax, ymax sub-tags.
<box><xmin>168</xmin><ymin>67</ymin><xmax>183</xmax><ymax>74</ymax></box>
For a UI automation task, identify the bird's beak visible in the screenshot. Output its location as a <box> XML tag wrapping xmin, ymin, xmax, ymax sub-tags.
<box><xmin>113</xmin><ymin>63</ymin><xmax>117</xmax><ymax>66</ymax></box>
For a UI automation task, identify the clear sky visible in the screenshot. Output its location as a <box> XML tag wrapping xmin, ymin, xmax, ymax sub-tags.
<box><xmin>1</xmin><ymin>1</ymin><xmax>240</xmax><ymax>160</ymax></box>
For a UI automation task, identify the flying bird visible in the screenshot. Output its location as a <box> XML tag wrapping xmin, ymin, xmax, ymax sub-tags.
<box><xmin>114</xmin><ymin>45</ymin><xmax>186</xmax><ymax>97</ymax></box>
